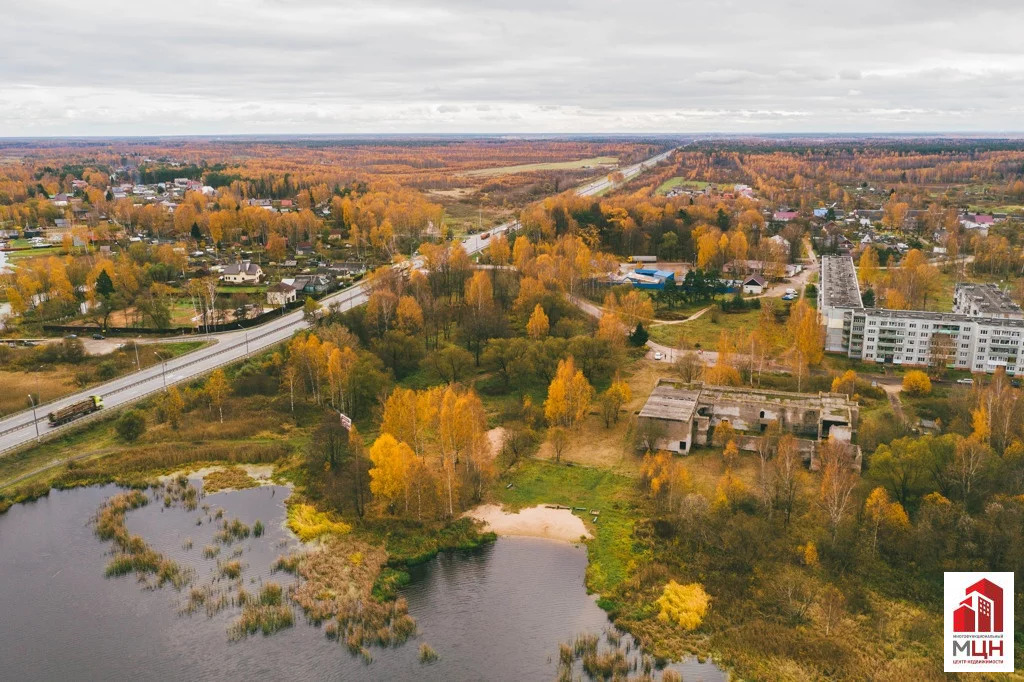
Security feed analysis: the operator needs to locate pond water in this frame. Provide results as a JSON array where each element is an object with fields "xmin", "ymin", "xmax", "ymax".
[{"xmin": 0, "ymin": 483, "xmax": 727, "ymax": 681}]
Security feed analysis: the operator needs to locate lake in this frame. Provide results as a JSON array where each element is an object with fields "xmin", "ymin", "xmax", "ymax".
[{"xmin": 0, "ymin": 482, "xmax": 727, "ymax": 681}]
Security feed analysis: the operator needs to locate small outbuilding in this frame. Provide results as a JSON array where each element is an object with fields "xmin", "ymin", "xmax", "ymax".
[{"xmin": 742, "ymin": 275, "xmax": 766, "ymax": 295}]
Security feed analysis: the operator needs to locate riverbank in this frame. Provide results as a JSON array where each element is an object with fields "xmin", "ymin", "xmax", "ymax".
[{"xmin": 465, "ymin": 503, "xmax": 592, "ymax": 543}]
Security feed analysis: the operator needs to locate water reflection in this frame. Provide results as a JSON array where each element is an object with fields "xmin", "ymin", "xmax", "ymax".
[{"xmin": 0, "ymin": 484, "xmax": 727, "ymax": 681}]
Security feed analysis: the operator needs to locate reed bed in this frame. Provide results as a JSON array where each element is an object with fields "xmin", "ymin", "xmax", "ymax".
[
  {"xmin": 202, "ymin": 467, "xmax": 258, "ymax": 494},
  {"xmin": 555, "ymin": 631, "xmax": 682, "ymax": 682},
  {"xmin": 228, "ymin": 582, "xmax": 295, "ymax": 640},
  {"xmin": 58, "ymin": 441, "xmax": 290, "ymax": 490},
  {"xmin": 214, "ymin": 518, "xmax": 251, "ymax": 545},
  {"xmin": 418, "ymin": 643, "xmax": 439, "ymax": 663},
  {"xmin": 94, "ymin": 490, "xmax": 191, "ymax": 589},
  {"xmin": 281, "ymin": 536, "xmax": 417, "ymax": 656},
  {"xmin": 219, "ymin": 560, "xmax": 243, "ymax": 580}
]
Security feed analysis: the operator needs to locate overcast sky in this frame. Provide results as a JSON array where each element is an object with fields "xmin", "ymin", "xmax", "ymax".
[{"xmin": 2, "ymin": 0, "xmax": 1023, "ymax": 136}]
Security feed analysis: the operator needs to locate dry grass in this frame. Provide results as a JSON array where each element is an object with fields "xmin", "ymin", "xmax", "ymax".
[
  {"xmin": 534, "ymin": 359, "xmax": 664, "ymax": 473},
  {"xmin": 0, "ymin": 369, "xmax": 78, "ymax": 416},
  {"xmin": 535, "ymin": 412, "xmax": 637, "ymax": 472},
  {"xmin": 281, "ymin": 536, "xmax": 415, "ymax": 658},
  {"xmin": 229, "ymin": 582, "xmax": 294, "ymax": 640},
  {"xmin": 203, "ymin": 466, "xmax": 258, "ymax": 494}
]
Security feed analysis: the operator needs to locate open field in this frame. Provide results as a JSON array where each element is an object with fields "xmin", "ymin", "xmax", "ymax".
[
  {"xmin": 440, "ymin": 200, "xmax": 515, "ymax": 237},
  {"xmin": 649, "ymin": 306, "xmax": 765, "ymax": 350},
  {"xmin": 463, "ymin": 156, "xmax": 618, "ymax": 177},
  {"xmin": 0, "ymin": 340, "xmax": 207, "ymax": 417},
  {"xmin": 654, "ymin": 178, "xmax": 734, "ymax": 195}
]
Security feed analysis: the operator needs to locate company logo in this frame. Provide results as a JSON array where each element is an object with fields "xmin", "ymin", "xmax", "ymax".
[{"xmin": 945, "ymin": 572, "xmax": 1015, "ymax": 672}]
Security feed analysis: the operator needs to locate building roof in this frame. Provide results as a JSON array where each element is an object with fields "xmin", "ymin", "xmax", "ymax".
[
  {"xmin": 638, "ymin": 384, "xmax": 699, "ymax": 422},
  {"xmin": 634, "ymin": 268, "xmax": 674, "ymax": 279},
  {"xmin": 267, "ymin": 282, "xmax": 296, "ymax": 293},
  {"xmin": 222, "ymin": 260, "xmax": 262, "ymax": 276},
  {"xmin": 639, "ymin": 380, "xmax": 858, "ymax": 425},
  {"xmin": 744, "ymin": 275, "xmax": 766, "ymax": 286},
  {"xmin": 820, "ymin": 255, "xmax": 864, "ymax": 309},
  {"xmin": 954, "ymin": 282, "xmax": 1022, "ymax": 316}
]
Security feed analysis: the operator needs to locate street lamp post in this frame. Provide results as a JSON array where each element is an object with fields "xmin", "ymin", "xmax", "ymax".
[
  {"xmin": 27, "ymin": 394, "xmax": 39, "ymax": 441},
  {"xmin": 154, "ymin": 350, "xmax": 168, "ymax": 392}
]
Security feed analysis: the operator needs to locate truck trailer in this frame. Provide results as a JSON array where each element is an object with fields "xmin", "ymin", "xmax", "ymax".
[{"xmin": 48, "ymin": 395, "xmax": 104, "ymax": 426}]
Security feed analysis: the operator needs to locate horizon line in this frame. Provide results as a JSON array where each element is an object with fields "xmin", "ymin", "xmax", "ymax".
[{"xmin": 3, "ymin": 131, "xmax": 1024, "ymax": 141}]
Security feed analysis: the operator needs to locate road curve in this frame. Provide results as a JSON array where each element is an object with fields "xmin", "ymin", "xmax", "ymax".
[{"xmin": 0, "ymin": 147, "xmax": 677, "ymax": 456}]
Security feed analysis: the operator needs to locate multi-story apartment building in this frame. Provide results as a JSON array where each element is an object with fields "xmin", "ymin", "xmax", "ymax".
[{"xmin": 819, "ymin": 256, "xmax": 1024, "ymax": 375}]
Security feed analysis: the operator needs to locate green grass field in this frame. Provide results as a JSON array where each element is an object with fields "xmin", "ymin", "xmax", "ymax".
[
  {"xmin": 648, "ymin": 307, "xmax": 764, "ymax": 350},
  {"xmin": 654, "ymin": 177, "xmax": 734, "ymax": 195},
  {"xmin": 463, "ymin": 156, "xmax": 618, "ymax": 177},
  {"xmin": 216, "ymin": 285, "xmax": 267, "ymax": 294}
]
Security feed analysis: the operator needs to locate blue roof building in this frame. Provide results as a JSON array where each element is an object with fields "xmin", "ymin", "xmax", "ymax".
[{"xmin": 627, "ymin": 268, "xmax": 675, "ymax": 290}]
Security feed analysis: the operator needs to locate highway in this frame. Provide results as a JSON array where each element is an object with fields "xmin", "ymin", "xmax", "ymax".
[{"xmin": 0, "ymin": 147, "xmax": 677, "ymax": 456}]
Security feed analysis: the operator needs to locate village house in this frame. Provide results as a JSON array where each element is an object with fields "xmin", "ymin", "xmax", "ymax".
[
  {"xmin": 220, "ymin": 260, "xmax": 264, "ymax": 284},
  {"xmin": 282, "ymin": 274, "xmax": 331, "ymax": 295},
  {"xmin": 637, "ymin": 379, "xmax": 861, "ymax": 470},
  {"xmin": 266, "ymin": 282, "xmax": 297, "ymax": 306}
]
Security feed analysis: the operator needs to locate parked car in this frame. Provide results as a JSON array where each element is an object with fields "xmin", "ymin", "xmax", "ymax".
[
  {"xmin": 480, "ymin": 232, "xmax": 490, "ymax": 239},
  {"xmin": 956, "ymin": 378, "xmax": 974, "ymax": 385},
  {"xmin": 92, "ymin": 333, "xmax": 105, "ymax": 340},
  {"xmin": 654, "ymin": 351, "xmax": 663, "ymax": 360}
]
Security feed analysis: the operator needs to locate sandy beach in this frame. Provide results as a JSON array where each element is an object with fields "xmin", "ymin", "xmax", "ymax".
[{"xmin": 465, "ymin": 504, "xmax": 592, "ymax": 543}]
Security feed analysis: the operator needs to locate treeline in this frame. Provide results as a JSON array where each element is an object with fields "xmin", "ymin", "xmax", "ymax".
[{"xmin": 517, "ymin": 189, "xmax": 801, "ymax": 269}]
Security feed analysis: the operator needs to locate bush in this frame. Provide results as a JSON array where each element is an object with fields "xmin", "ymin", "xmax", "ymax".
[
  {"xmin": 97, "ymin": 360, "xmax": 121, "ymax": 380},
  {"xmin": 115, "ymin": 411, "xmax": 147, "ymax": 442}
]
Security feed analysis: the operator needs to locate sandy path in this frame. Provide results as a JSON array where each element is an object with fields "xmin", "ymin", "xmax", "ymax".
[
  {"xmin": 486, "ymin": 427, "xmax": 505, "ymax": 456},
  {"xmin": 465, "ymin": 504, "xmax": 592, "ymax": 543}
]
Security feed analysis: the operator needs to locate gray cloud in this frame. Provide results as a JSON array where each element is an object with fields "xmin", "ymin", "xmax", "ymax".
[{"xmin": 1, "ymin": 0, "xmax": 1023, "ymax": 134}]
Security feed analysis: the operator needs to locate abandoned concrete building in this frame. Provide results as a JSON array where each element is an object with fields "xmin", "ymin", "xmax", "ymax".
[{"xmin": 637, "ymin": 379, "xmax": 861, "ymax": 469}]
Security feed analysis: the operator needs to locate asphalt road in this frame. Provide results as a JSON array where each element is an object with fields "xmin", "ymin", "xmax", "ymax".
[{"xmin": 0, "ymin": 148, "xmax": 677, "ymax": 456}]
